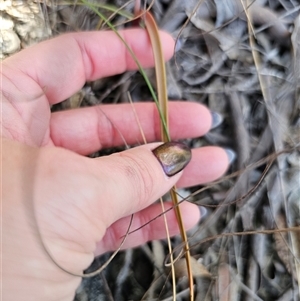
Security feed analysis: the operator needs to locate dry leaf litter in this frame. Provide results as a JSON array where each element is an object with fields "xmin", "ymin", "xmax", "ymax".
[{"xmin": 1, "ymin": 0, "xmax": 299, "ymax": 300}]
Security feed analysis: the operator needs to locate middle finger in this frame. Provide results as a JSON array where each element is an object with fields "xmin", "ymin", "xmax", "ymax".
[{"xmin": 50, "ymin": 101, "xmax": 212, "ymax": 155}]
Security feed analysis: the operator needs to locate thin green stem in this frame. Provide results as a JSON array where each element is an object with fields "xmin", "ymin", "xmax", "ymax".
[{"xmin": 80, "ymin": 0, "xmax": 170, "ymax": 139}]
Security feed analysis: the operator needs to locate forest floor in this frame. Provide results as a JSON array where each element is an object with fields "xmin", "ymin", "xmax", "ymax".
[{"xmin": 1, "ymin": 1, "xmax": 300, "ymax": 300}]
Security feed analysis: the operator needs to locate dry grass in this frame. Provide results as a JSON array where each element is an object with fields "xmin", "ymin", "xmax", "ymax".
[{"xmin": 2, "ymin": 0, "xmax": 299, "ymax": 300}]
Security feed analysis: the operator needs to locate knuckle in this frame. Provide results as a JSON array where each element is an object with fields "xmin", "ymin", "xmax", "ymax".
[{"xmin": 119, "ymin": 153, "xmax": 155, "ymax": 204}]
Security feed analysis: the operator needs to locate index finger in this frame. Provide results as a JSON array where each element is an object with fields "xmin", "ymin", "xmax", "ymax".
[{"xmin": 3, "ymin": 29, "xmax": 175, "ymax": 104}]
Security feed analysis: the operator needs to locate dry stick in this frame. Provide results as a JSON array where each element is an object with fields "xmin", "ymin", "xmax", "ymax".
[
  {"xmin": 141, "ymin": 10, "xmax": 194, "ymax": 301},
  {"xmin": 129, "ymin": 149, "xmax": 291, "ymax": 229},
  {"xmin": 37, "ymin": 213, "xmax": 134, "ymax": 278},
  {"xmin": 94, "ymin": 106, "xmax": 130, "ymax": 149},
  {"xmin": 81, "ymin": 0, "xmax": 169, "ymax": 136},
  {"xmin": 140, "ymin": 11, "xmax": 170, "ymax": 141},
  {"xmin": 35, "ymin": 1, "xmax": 148, "ymax": 277},
  {"xmin": 247, "ymin": 3, "xmax": 298, "ymax": 295},
  {"xmin": 96, "ymin": 0, "xmax": 134, "ymax": 29},
  {"xmin": 239, "ymin": 0, "xmax": 256, "ymax": 38},
  {"xmin": 128, "ymin": 147, "xmax": 296, "ymax": 235},
  {"xmin": 127, "ymin": 92, "xmax": 177, "ymax": 299},
  {"xmin": 60, "ymin": 0, "xmax": 133, "ymax": 19},
  {"xmin": 76, "ymin": 0, "xmax": 177, "ymax": 283},
  {"xmin": 37, "ymin": 112, "xmax": 135, "ymax": 277},
  {"xmin": 246, "ymin": 0, "xmax": 300, "ymax": 293},
  {"xmin": 165, "ymin": 227, "xmax": 300, "ymax": 266},
  {"xmin": 174, "ymin": 0, "xmax": 205, "ymax": 67},
  {"xmin": 97, "ymin": 0, "xmax": 156, "ymax": 30},
  {"xmin": 174, "ymin": 0, "xmax": 256, "ymax": 64},
  {"xmin": 197, "ymin": 154, "xmax": 273, "ymax": 208}
]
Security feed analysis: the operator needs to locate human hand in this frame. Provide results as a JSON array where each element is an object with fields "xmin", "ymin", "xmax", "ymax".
[{"xmin": 1, "ymin": 29, "xmax": 231, "ymax": 300}]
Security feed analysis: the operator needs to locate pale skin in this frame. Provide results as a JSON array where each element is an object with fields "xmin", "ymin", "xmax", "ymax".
[{"xmin": 1, "ymin": 29, "xmax": 230, "ymax": 300}]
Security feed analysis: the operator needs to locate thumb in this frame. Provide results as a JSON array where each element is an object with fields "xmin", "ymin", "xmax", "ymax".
[
  {"xmin": 33, "ymin": 141, "xmax": 192, "ymax": 262},
  {"xmin": 90, "ymin": 141, "xmax": 191, "ymax": 227},
  {"xmin": 28, "ymin": 140, "xmax": 191, "ymax": 244},
  {"xmin": 2, "ymin": 138, "xmax": 192, "ymax": 294}
]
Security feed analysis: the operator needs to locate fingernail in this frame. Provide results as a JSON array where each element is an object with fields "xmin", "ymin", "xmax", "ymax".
[
  {"xmin": 224, "ymin": 148, "xmax": 236, "ymax": 165},
  {"xmin": 211, "ymin": 111, "xmax": 223, "ymax": 129},
  {"xmin": 152, "ymin": 142, "xmax": 192, "ymax": 177}
]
